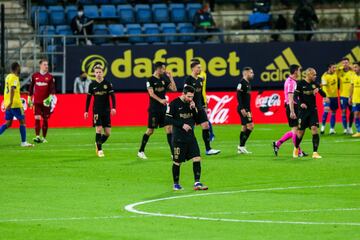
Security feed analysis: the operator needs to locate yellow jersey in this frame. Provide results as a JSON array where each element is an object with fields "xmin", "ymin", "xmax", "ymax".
[
  {"xmin": 351, "ymin": 73, "xmax": 360, "ymax": 104},
  {"xmin": 321, "ymin": 72, "xmax": 338, "ymax": 98},
  {"xmin": 4, "ymin": 73, "xmax": 22, "ymax": 108},
  {"xmin": 199, "ymin": 71, "xmax": 207, "ymax": 106},
  {"xmin": 337, "ymin": 68, "xmax": 354, "ymax": 98}
]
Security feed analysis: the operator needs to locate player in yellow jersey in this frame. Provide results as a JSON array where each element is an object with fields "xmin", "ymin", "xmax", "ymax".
[
  {"xmin": 320, "ymin": 63, "xmax": 338, "ymax": 134},
  {"xmin": 349, "ymin": 62, "xmax": 360, "ymax": 137},
  {"xmin": 337, "ymin": 57, "xmax": 355, "ymax": 134},
  {"xmin": 0, "ymin": 62, "xmax": 33, "ymax": 147}
]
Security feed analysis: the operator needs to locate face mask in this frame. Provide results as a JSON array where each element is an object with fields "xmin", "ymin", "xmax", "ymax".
[{"xmin": 78, "ymin": 11, "xmax": 83, "ymax": 17}]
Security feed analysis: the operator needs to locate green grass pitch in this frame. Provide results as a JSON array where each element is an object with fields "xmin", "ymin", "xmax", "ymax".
[{"xmin": 0, "ymin": 124, "xmax": 360, "ymax": 240}]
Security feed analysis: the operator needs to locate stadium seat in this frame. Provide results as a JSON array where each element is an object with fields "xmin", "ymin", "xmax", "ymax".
[
  {"xmin": 152, "ymin": 4, "xmax": 169, "ymax": 23},
  {"xmin": 56, "ymin": 25, "xmax": 75, "ymax": 44},
  {"xmin": 178, "ymin": 22, "xmax": 195, "ymax": 42},
  {"xmin": 169, "ymin": 3, "xmax": 186, "ymax": 23},
  {"xmin": 126, "ymin": 24, "xmax": 143, "ymax": 43},
  {"xmin": 117, "ymin": 5, "xmax": 135, "ymax": 24},
  {"xmin": 187, "ymin": 3, "xmax": 201, "ymax": 21},
  {"xmin": 33, "ymin": 6, "xmax": 48, "ymax": 26},
  {"xmin": 160, "ymin": 23, "xmax": 177, "ymax": 42},
  {"xmin": 66, "ymin": 5, "xmax": 78, "ymax": 24},
  {"xmin": 40, "ymin": 25, "xmax": 56, "ymax": 45},
  {"xmin": 135, "ymin": 4, "xmax": 152, "ymax": 23},
  {"xmin": 84, "ymin": 5, "xmax": 99, "ymax": 19},
  {"xmin": 49, "ymin": 6, "xmax": 65, "ymax": 26},
  {"xmin": 108, "ymin": 24, "xmax": 125, "ymax": 36},
  {"xmin": 93, "ymin": 24, "xmax": 109, "ymax": 44},
  {"xmin": 100, "ymin": 5, "xmax": 117, "ymax": 18},
  {"xmin": 143, "ymin": 23, "xmax": 161, "ymax": 43}
]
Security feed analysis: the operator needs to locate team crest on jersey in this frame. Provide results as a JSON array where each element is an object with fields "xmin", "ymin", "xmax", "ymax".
[
  {"xmin": 312, "ymin": 84, "xmax": 316, "ymax": 89},
  {"xmin": 104, "ymin": 85, "xmax": 108, "ymax": 89},
  {"xmin": 162, "ymin": 81, "xmax": 165, "ymax": 85}
]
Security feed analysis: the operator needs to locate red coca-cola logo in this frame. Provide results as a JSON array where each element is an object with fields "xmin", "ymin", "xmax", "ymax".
[
  {"xmin": 255, "ymin": 92, "xmax": 281, "ymax": 116},
  {"xmin": 207, "ymin": 95, "xmax": 234, "ymax": 124}
]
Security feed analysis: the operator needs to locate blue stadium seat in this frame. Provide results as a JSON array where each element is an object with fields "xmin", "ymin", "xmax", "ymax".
[
  {"xmin": 178, "ymin": 22, "xmax": 195, "ymax": 42},
  {"xmin": 56, "ymin": 25, "xmax": 75, "ymax": 44},
  {"xmin": 117, "ymin": 5, "xmax": 135, "ymax": 24},
  {"xmin": 100, "ymin": 5, "xmax": 117, "ymax": 18},
  {"xmin": 135, "ymin": 4, "xmax": 152, "ymax": 23},
  {"xmin": 160, "ymin": 23, "xmax": 177, "ymax": 42},
  {"xmin": 108, "ymin": 24, "xmax": 125, "ymax": 36},
  {"xmin": 49, "ymin": 6, "xmax": 65, "ymax": 26},
  {"xmin": 84, "ymin": 5, "xmax": 99, "ymax": 19},
  {"xmin": 126, "ymin": 24, "xmax": 143, "ymax": 43},
  {"xmin": 66, "ymin": 5, "xmax": 78, "ymax": 24},
  {"xmin": 170, "ymin": 3, "xmax": 186, "ymax": 23},
  {"xmin": 143, "ymin": 23, "xmax": 161, "ymax": 43},
  {"xmin": 93, "ymin": 24, "xmax": 109, "ymax": 44},
  {"xmin": 152, "ymin": 4, "xmax": 169, "ymax": 23},
  {"xmin": 33, "ymin": 6, "xmax": 48, "ymax": 26},
  {"xmin": 187, "ymin": 3, "xmax": 201, "ymax": 21}
]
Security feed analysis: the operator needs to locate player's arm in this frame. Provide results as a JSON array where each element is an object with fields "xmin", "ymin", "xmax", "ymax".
[
  {"xmin": 295, "ymin": 82, "xmax": 306, "ymax": 109},
  {"xmin": 349, "ymin": 80, "xmax": 354, "ymax": 105},
  {"xmin": 43, "ymin": 77, "xmax": 56, "ymax": 107},
  {"xmin": 147, "ymin": 83, "xmax": 167, "ymax": 105},
  {"xmin": 315, "ymin": 82, "xmax": 326, "ymax": 97},
  {"xmin": 202, "ymin": 73, "xmax": 207, "ymax": 107},
  {"xmin": 28, "ymin": 75, "xmax": 35, "ymax": 107},
  {"xmin": 165, "ymin": 71, "xmax": 177, "ymax": 92},
  {"xmin": 165, "ymin": 103, "xmax": 183, "ymax": 128},
  {"xmin": 108, "ymin": 84, "xmax": 116, "ymax": 116},
  {"xmin": 84, "ymin": 84, "xmax": 93, "ymax": 119},
  {"xmin": 6, "ymin": 86, "xmax": 16, "ymax": 110}
]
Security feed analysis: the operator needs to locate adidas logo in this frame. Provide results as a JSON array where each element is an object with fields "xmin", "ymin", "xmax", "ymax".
[
  {"xmin": 341, "ymin": 46, "xmax": 360, "ymax": 63},
  {"xmin": 260, "ymin": 47, "xmax": 301, "ymax": 82}
]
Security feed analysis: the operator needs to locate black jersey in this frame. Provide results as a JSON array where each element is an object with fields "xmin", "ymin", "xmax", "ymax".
[
  {"xmin": 184, "ymin": 75, "xmax": 204, "ymax": 108},
  {"xmin": 147, "ymin": 75, "xmax": 170, "ymax": 111},
  {"xmin": 237, "ymin": 78, "xmax": 251, "ymax": 111},
  {"xmin": 295, "ymin": 80, "xmax": 326, "ymax": 110},
  {"xmin": 86, "ymin": 80, "xmax": 115, "ymax": 114},
  {"xmin": 166, "ymin": 97, "xmax": 198, "ymax": 143}
]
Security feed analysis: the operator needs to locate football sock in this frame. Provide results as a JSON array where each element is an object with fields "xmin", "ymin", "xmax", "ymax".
[
  {"xmin": 349, "ymin": 111, "xmax": 354, "ymax": 128},
  {"xmin": 341, "ymin": 112, "xmax": 347, "ymax": 129},
  {"xmin": 355, "ymin": 116, "xmax": 360, "ymax": 132},
  {"xmin": 0, "ymin": 124, "xmax": 7, "ymax": 135},
  {"xmin": 42, "ymin": 118, "xmax": 48, "ymax": 138},
  {"xmin": 96, "ymin": 133, "xmax": 102, "ymax": 151},
  {"xmin": 139, "ymin": 133, "xmax": 150, "ymax": 152},
  {"xmin": 193, "ymin": 161, "xmax": 201, "ymax": 182},
  {"xmin": 321, "ymin": 111, "xmax": 328, "ymax": 126},
  {"xmin": 276, "ymin": 131, "xmax": 293, "ymax": 147},
  {"xmin": 240, "ymin": 129, "xmax": 252, "ymax": 147},
  {"xmin": 330, "ymin": 112, "xmax": 336, "ymax": 129},
  {"xmin": 101, "ymin": 134, "xmax": 109, "ymax": 144},
  {"xmin": 35, "ymin": 119, "xmax": 41, "ymax": 136},
  {"xmin": 202, "ymin": 129, "xmax": 211, "ymax": 151},
  {"xmin": 209, "ymin": 121, "xmax": 215, "ymax": 138},
  {"xmin": 312, "ymin": 134, "xmax": 320, "ymax": 152},
  {"xmin": 295, "ymin": 135, "xmax": 302, "ymax": 148},
  {"xmin": 19, "ymin": 125, "xmax": 26, "ymax": 142},
  {"xmin": 166, "ymin": 133, "xmax": 174, "ymax": 155},
  {"xmin": 172, "ymin": 164, "xmax": 180, "ymax": 184}
]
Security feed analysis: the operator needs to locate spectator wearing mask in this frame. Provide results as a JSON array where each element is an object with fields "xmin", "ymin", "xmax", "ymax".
[
  {"xmin": 73, "ymin": 71, "xmax": 92, "ymax": 94},
  {"xmin": 71, "ymin": 5, "xmax": 94, "ymax": 45}
]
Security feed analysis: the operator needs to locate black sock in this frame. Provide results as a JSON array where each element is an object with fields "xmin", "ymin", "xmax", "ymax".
[
  {"xmin": 312, "ymin": 133, "xmax": 320, "ymax": 152},
  {"xmin": 240, "ymin": 131, "xmax": 245, "ymax": 146},
  {"xmin": 167, "ymin": 133, "xmax": 174, "ymax": 155},
  {"xmin": 139, "ymin": 134, "xmax": 150, "ymax": 152},
  {"xmin": 295, "ymin": 135, "xmax": 302, "ymax": 148},
  {"xmin": 101, "ymin": 134, "xmax": 109, "ymax": 144},
  {"xmin": 193, "ymin": 161, "xmax": 201, "ymax": 182},
  {"xmin": 202, "ymin": 129, "xmax": 211, "ymax": 151},
  {"xmin": 349, "ymin": 111, "xmax": 354, "ymax": 128},
  {"xmin": 240, "ymin": 129, "xmax": 251, "ymax": 146},
  {"xmin": 172, "ymin": 163, "xmax": 180, "ymax": 184},
  {"xmin": 96, "ymin": 133, "xmax": 102, "ymax": 151}
]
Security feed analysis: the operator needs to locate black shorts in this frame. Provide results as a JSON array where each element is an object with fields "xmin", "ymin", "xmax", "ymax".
[
  {"xmin": 93, "ymin": 112, "xmax": 111, "ymax": 128},
  {"xmin": 148, "ymin": 110, "xmax": 166, "ymax": 129},
  {"xmin": 285, "ymin": 104, "xmax": 299, "ymax": 127},
  {"xmin": 298, "ymin": 109, "xmax": 319, "ymax": 130},
  {"xmin": 195, "ymin": 107, "xmax": 208, "ymax": 125},
  {"xmin": 173, "ymin": 139, "xmax": 200, "ymax": 163},
  {"xmin": 238, "ymin": 110, "xmax": 253, "ymax": 125}
]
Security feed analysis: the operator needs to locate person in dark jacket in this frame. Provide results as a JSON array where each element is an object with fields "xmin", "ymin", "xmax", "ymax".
[
  {"xmin": 293, "ymin": 0, "xmax": 318, "ymax": 41},
  {"xmin": 71, "ymin": 5, "xmax": 94, "ymax": 45}
]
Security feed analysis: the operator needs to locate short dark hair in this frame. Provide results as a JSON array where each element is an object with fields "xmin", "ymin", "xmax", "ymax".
[
  {"xmin": 39, "ymin": 58, "xmax": 48, "ymax": 65},
  {"xmin": 242, "ymin": 66, "xmax": 252, "ymax": 73},
  {"xmin": 11, "ymin": 62, "xmax": 20, "ymax": 72},
  {"xmin": 191, "ymin": 62, "xmax": 200, "ymax": 69},
  {"xmin": 154, "ymin": 61, "xmax": 165, "ymax": 69},
  {"xmin": 190, "ymin": 58, "xmax": 200, "ymax": 63},
  {"xmin": 183, "ymin": 85, "xmax": 195, "ymax": 94},
  {"xmin": 341, "ymin": 57, "xmax": 349, "ymax": 62},
  {"xmin": 77, "ymin": 4, "xmax": 84, "ymax": 11},
  {"xmin": 289, "ymin": 64, "xmax": 300, "ymax": 74},
  {"xmin": 327, "ymin": 62, "xmax": 336, "ymax": 68}
]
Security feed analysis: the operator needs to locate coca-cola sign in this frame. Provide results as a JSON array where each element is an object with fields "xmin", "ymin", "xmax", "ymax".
[
  {"xmin": 255, "ymin": 92, "xmax": 281, "ymax": 116},
  {"xmin": 207, "ymin": 95, "xmax": 234, "ymax": 124}
]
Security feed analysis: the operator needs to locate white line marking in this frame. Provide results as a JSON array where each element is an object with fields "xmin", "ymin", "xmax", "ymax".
[
  {"xmin": 0, "ymin": 215, "xmax": 148, "ymax": 223},
  {"xmin": 124, "ymin": 183, "xmax": 360, "ymax": 226}
]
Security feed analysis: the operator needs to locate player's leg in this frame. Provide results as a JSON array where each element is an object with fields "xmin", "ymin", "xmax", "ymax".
[
  {"xmin": 40, "ymin": 106, "xmax": 51, "ymax": 142},
  {"xmin": 33, "ymin": 104, "xmax": 42, "ymax": 143},
  {"xmin": 340, "ymin": 97, "xmax": 348, "ymax": 133},
  {"xmin": 0, "ymin": 109, "xmax": 14, "ymax": 135},
  {"xmin": 102, "ymin": 127, "xmax": 111, "ymax": 144},
  {"xmin": 310, "ymin": 126, "xmax": 322, "ymax": 158},
  {"xmin": 321, "ymin": 101, "xmax": 330, "ymax": 134},
  {"xmin": 189, "ymin": 139, "xmax": 207, "ymax": 190},
  {"xmin": 238, "ymin": 112, "xmax": 253, "ymax": 154},
  {"xmin": 18, "ymin": 118, "xmax": 33, "ymax": 147},
  {"xmin": 138, "ymin": 112, "xmax": 157, "ymax": 159},
  {"xmin": 352, "ymin": 105, "xmax": 360, "ymax": 137},
  {"xmin": 273, "ymin": 106, "xmax": 297, "ymax": 155},
  {"xmin": 164, "ymin": 125, "xmax": 173, "ymax": 156},
  {"xmin": 209, "ymin": 121, "xmax": 215, "ymax": 142},
  {"xmin": 201, "ymin": 120, "xmax": 220, "ymax": 155},
  {"xmin": 101, "ymin": 113, "xmax": 111, "ymax": 144},
  {"xmin": 172, "ymin": 143, "xmax": 183, "ymax": 190},
  {"xmin": 329, "ymin": 98, "xmax": 338, "ymax": 134},
  {"xmin": 348, "ymin": 104, "xmax": 354, "ymax": 134},
  {"xmin": 294, "ymin": 129, "xmax": 304, "ymax": 158},
  {"xmin": 95, "ymin": 125, "xmax": 104, "ymax": 157}
]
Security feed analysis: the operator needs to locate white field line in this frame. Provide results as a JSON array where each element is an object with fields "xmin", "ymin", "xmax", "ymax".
[
  {"xmin": 124, "ymin": 183, "xmax": 360, "ymax": 226},
  {"xmin": 0, "ymin": 215, "xmax": 148, "ymax": 223}
]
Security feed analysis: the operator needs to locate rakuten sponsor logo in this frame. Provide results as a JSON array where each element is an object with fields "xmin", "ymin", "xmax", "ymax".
[{"xmin": 207, "ymin": 95, "xmax": 234, "ymax": 124}]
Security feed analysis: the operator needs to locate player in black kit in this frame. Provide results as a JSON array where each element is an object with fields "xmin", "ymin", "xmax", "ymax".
[
  {"xmin": 166, "ymin": 85, "xmax": 208, "ymax": 191},
  {"xmin": 84, "ymin": 65, "xmax": 116, "ymax": 157},
  {"xmin": 294, "ymin": 68, "xmax": 326, "ymax": 159},
  {"xmin": 138, "ymin": 62, "xmax": 177, "ymax": 159},
  {"xmin": 184, "ymin": 62, "xmax": 220, "ymax": 155},
  {"xmin": 237, "ymin": 67, "xmax": 254, "ymax": 154}
]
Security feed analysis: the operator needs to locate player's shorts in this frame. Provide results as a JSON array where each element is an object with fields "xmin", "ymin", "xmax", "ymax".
[
  {"xmin": 173, "ymin": 138, "xmax": 200, "ymax": 163},
  {"xmin": 352, "ymin": 103, "xmax": 360, "ymax": 112},
  {"xmin": 93, "ymin": 112, "xmax": 111, "ymax": 128},
  {"xmin": 34, "ymin": 103, "xmax": 51, "ymax": 119},
  {"xmin": 238, "ymin": 109, "xmax": 253, "ymax": 125},
  {"xmin": 285, "ymin": 104, "xmax": 298, "ymax": 127},
  {"xmin": 340, "ymin": 97, "xmax": 351, "ymax": 110},
  {"xmin": 323, "ymin": 97, "xmax": 339, "ymax": 111},
  {"xmin": 195, "ymin": 107, "xmax": 209, "ymax": 125},
  {"xmin": 5, "ymin": 108, "xmax": 24, "ymax": 121},
  {"xmin": 148, "ymin": 110, "xmax": 167, "ymax": 129},
  {"xmin": 297, "ymin": 109, "xmax": 319, "ymax": 130}
]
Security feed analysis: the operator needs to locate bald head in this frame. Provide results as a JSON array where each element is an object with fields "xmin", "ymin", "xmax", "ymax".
[{"xmin": 305, "ymin": 68, "xmax": 317, "ymax": 82}]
